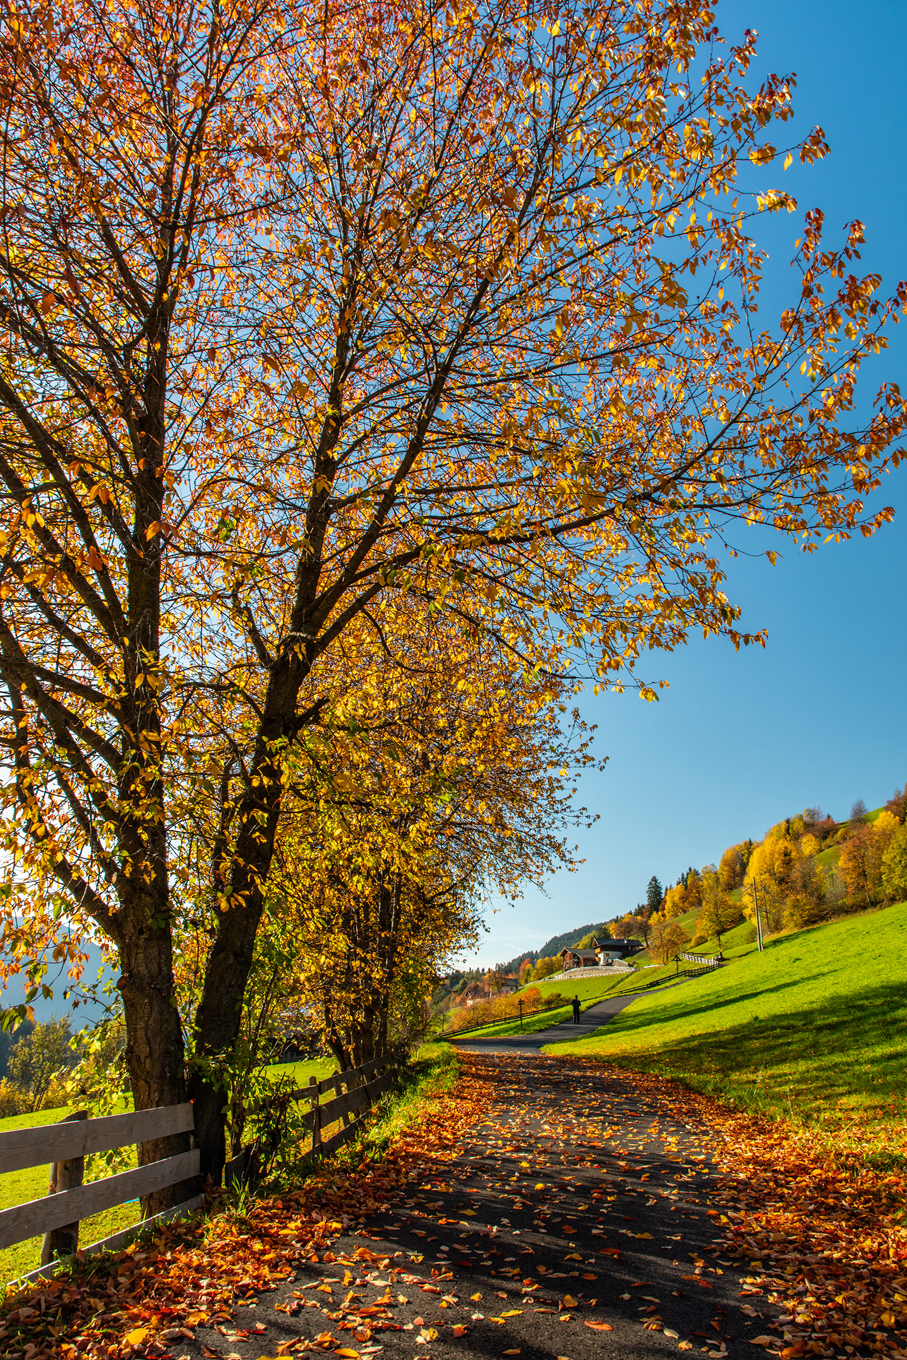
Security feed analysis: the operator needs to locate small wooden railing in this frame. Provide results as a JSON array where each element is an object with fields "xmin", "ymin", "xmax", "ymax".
[
  {"xmin": 0, "ymin": 1104, "xmax": 200, "ymax": 1280},
  {"xmin": 225, "ymin": 1053, "xmax": 397, "ymax": 1183},
  {"xmin": 678, "ymin": 951, "xmax": 722, "ymax": 968}
]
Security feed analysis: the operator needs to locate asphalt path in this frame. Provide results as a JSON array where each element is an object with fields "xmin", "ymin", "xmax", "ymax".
[
  {"xmin": 184, "ymin": 1051, "xmax": 783, "ymax": 1360},
  {"xmin": 448, "ymin": 983, "xmax": 686, "ymax": 1055}
]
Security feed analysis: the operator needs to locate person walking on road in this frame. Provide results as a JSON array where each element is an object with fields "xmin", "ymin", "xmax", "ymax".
[{"xmin": 572, "ymin": 996, "xmax": 581, "ymax": 1023}]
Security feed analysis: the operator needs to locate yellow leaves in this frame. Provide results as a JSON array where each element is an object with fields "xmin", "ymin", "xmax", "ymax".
[
  {"xmin": 748, "ymin": 143, "xmax": 776, "ymax": 167},
  {"xmin": 123, "ymin": 1328, "xmax": 150, "ymax": 1346}
]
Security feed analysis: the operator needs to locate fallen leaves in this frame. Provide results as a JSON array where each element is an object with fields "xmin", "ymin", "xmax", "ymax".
[{"xmin": 0, "ymin": 1062, "xmax": 485, "ymax": 1360}]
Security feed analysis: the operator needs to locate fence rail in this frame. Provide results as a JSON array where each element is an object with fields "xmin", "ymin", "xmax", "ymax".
[
  {"xmin": 0, "ymin": 1052, "xmax": 397, "ymax": 1281},
  {"xmin": 678, "ymin": 951, "xmax": 722, "ymax": 968},
  {"xmin": 225, "ymin": 1054, "xmax": 396, "ymax": 1182}
]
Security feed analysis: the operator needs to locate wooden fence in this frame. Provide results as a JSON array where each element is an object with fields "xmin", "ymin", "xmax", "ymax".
[
  {"xmin": 0, "ymin": 1103, "xmax": 201, "ymax": 1281},
  {"xmin": 0, "ymin": 1053, "xmax": 397, "ymax": 1282},
  {"xmin": 224, "ymin": 1054, "xmax": 397, "ymax": 1184},
  {"xmin": 678, "ymin": 951, "xmax": 722, "ymax": 969}
]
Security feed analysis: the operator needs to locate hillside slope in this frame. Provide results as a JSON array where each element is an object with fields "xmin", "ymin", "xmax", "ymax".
[
  {"xmin": 545, "ymin": 899, "xmax": 907, "ymax": 1151},
  {"xmin": 494, "ymin": 920, "xmax": 606, "ymax": 973}
]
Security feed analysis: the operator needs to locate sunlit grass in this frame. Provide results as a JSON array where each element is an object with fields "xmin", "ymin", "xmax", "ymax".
[{"xmin": 545, "ymin": 899, "xmax": 907, "ymax": 1157}]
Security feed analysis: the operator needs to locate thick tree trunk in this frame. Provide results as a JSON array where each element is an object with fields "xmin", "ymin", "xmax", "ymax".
[
  {"xmin": 118, "ymin": 872, "xmax": 196, "ymax": 1215},
  {"xmin": 190, "ymin": 658, "xmax": 313, "ymax": 1180},
  {"xmin": 190, "ymin": 897, "xmax": 266, "ymax": 1182}
]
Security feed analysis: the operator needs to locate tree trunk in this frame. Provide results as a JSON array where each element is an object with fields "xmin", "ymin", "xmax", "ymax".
[
  {"xmin": 190, "ymin": 896, "xmax": 266, "ymax": 1182},
  {"xmin": 118, "ymin": 874, "xmax": 196, "ymax": 1215}
]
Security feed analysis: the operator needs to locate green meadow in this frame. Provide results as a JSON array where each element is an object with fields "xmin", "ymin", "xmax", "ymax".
[{"xmin": 545, "ymin": 899, "xmax": 907, "ymax": 1155}]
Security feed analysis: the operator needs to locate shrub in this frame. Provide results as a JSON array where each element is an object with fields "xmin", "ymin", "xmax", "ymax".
[
  {"xmin": 0, "ymin": 1077, "xmax": 29, "ymax": 1118},
  {"xmin": 690, "ymin": 934, "xmax": 707, "ymax": 948}
]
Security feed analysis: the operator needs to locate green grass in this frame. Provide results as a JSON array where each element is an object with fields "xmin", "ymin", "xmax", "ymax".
[
  {"xmin": 523, "ymin": 972, "xmax": 636, "ymax": 1002},
  {"xmin": 263, "ymin": 1057, "xmax": 338, "ymax": 1089},
  {"xmin": 544, "ymin": 898, "xmax": 907, "ymax": 1155}
]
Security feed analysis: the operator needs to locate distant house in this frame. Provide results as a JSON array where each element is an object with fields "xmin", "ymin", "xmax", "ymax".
[
  {"xmin": 456, "ymin": 983, "xmax": 487, "ymax": 1007},
  {"xmin": 597, "ymin": 937, "xmax": 643, "ymax": 963},
  {"xmin": 498, "ymin": 975, "xmax": 519, "ymax": 993},
  {"xmin": 560, "ymin": 946, "xmax": 600, "ymax": 971},
  {"xmin": 560, "ymin": 936, "xmax": 643, "ymax": 970}
]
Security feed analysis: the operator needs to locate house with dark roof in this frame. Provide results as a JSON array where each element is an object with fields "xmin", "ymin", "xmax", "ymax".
[{"xmin": 560, "ymin": 936, "xmax": 643, "ymax": 970}]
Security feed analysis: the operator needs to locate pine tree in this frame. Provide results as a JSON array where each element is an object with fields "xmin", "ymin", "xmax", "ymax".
[{"xmin": 646, "ymin": 876, "xmax": 664, "ymax": 914}]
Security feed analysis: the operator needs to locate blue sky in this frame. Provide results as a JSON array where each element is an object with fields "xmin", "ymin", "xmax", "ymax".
[{"xmin": 462, "ymin": 0, "xmax": 907, "ymax": 969}]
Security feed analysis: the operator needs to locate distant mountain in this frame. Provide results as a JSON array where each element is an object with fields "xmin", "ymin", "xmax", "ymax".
[
  {"xmin": 494, "ymin": 921, "xmax": 607, "ymax": 974},
  {"xmin": 0, "ymin": 943, "xmax": 112, "ymax": 1028}
]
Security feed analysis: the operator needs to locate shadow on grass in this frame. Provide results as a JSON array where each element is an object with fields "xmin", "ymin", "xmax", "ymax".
[{"xmin": 575, "ymin": 977, "xmax": 907, "ymax": 1153}]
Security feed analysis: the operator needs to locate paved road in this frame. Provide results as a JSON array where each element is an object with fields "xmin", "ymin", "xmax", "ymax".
[
  {"xmin": 449, "ymin": 984, "xmax": 685, "ymax": 1055},
  {"xmin": 184, "ymin": 1051, "xmax": 783, "ymax": 1360}
]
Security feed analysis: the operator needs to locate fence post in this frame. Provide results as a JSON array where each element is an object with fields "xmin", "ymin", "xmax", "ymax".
[
  {"xmin": 40, "ymin": 1110, "xmax": 88, "ymax": 1266},
  {"xmin": 308, "ymin": 1075, "xmax": 321, "ymax": 1157}
]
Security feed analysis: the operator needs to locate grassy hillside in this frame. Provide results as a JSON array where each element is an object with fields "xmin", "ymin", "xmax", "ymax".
[{"xmin": 545, "ymin": 899, "xmax": 907, "ymax": 1157}]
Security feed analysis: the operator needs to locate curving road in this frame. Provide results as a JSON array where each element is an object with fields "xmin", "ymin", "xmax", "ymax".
[{"xmin": 448, "ymin": 981, "xmax": 687, "ymax": 1056}]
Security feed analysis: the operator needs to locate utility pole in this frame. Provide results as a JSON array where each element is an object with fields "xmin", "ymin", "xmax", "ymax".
[{"xmin": 753, "ymin": 880, "xmax": 764, "ymax": 952}]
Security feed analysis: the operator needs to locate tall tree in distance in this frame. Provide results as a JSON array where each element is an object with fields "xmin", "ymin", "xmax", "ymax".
[{"xmin": 646, "ymin": 875, "xmax": 664, "ymax": 915}]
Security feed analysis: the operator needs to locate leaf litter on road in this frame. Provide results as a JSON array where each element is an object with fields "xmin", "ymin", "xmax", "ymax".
[{"xmin": 1, "ymin": 1052, "xmax": 905, "ymax": 1360}]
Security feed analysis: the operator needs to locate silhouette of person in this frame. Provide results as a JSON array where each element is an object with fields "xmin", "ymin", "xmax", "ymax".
[{"xmin": 572, "ymin": 996, "xmax": 580, "ymax": 1023}]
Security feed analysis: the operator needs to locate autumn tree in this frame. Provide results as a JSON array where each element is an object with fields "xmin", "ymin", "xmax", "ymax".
[
  {"xmin": 2, "ymin": 0, "xmax": 906, "ymax": 1186},
  {"xmin": 838, "ymin": 812, "xmax": 898, "ymax": 909},
  {"xmin": 269, "ymin": 615, "xmax": 593, "ymax": 1069},
  {"xmin": 882, "ymin": 824, "xmax": 907, "ymax": 904},
  {"xmin": 884, "ymin": 783, "xmax": 907, "ymax": 824},
  {"xmin": 662, "ymin": 883, "xmax": 687, "ymax": 918},
  {"xmin": 697, "ymin": 871, "xmax": 738, "ymax": 948},
  {"xmin": 718, "ymin": 843, "xmax": 748, "ymax": 890},
  {"xmin": 648, "ymin": 919, "xmax": 689, "ymax": 966}
]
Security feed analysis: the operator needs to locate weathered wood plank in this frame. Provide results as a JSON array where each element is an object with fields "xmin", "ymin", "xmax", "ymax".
[
  {"xmin": 354, "ymin": 1056, "xmax": 390, "ymax": 1081},
  {"xmin": 18, "ymin": 1194, "xmax": 204, "ymax": 1285},
  {"xmin": 318, "ymin": 1086, "xmax": 369, "ymax": 1128},
  {"xmin": 318, "ymin": 1069, "xmax": 395, "ymax": 1134},
  {"xmin": 0, "ymin": 1104, "xmax": 194, "ymax": 1177},
  {"xmin": 319, "ymin": 1121, "xmax": 360, "ymax": 1158},
  {"xmin": 362, "ymin": 1070, "xmax": 396, "ymax": 1105},
  {"xmin": 0, "ymin": 1150, "xmax": 199, "ymax": 1250}
]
